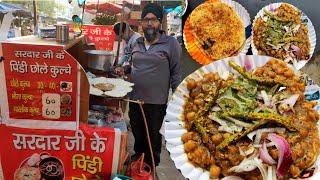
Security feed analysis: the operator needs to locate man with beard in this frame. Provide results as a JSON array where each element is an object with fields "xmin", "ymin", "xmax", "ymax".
[{"xmin": 121, "ymin": 2, "xmax": 182, "ymax": 169}]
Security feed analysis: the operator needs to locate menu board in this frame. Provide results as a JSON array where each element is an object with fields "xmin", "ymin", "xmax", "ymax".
[
  {"xmin": 0, "ymin": 124, "xmax": 121, "ymax": 180},
  {"xmin": 1, "ymin": 43, "xmax": 79, "ymax": 125}
]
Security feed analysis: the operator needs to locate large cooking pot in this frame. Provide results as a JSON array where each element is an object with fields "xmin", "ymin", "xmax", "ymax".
[{"xmin": 84, "ymin": 50, "xmax": 114, "ymax": 72}]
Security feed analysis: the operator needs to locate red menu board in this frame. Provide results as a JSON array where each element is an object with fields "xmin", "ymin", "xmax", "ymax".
[
  {"xmin": 82, "ymin": 25, "xmax": 116, "ymax": 51},
  {"xmin": 0, "ymin": 123, "xmax": 121, "ymax": 180},
  {"xmin": 2, "ymin": 43, "xmax": 78, "ymax": 123}
]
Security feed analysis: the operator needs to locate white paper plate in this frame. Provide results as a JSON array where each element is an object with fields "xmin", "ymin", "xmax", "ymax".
[
  {"xmin": 181, "ymin": 0, "xmax": 188, "ymax": 16},
  {"xmin": 183, "ymin": 0, "xmax": 251, "ymax": 63},
  {"xmin": 164, "ymin": 55, "xmax": 320, "ymax": 180},
  {"xmin": 251, "ymin": 3, "xmax": 317, "ymax": 70}
]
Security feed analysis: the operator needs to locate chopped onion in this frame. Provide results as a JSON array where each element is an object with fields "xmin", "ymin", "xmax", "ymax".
[
  {"xmin": 211, "ymin": 105, "xmax": 221, "ymax": 112},
  {"xmin": 229, "ymin": 157, "xmax": 258, "ymax": 172},
  {"xmin": 267, "ymin": 133, "xmax": 293, "ymax": 178},
  {"xmin": 272, "ymin": 166, "xmax": 277, "ymax": 180},
  {"xmin": 254, "ymin": 141, "xmax": 276, "ymax": 148},
  {"xmin": 221, "ymin": 176, "xmax": 244, "ymax": 180},
  {"xmin": 260, "ymin": 90, "xmax": 272, "ymax": 107},
  {"xmin": 229, "ymin": 157, "xmax": 267, "ymax": 180},
  {"xmin": 259, "ymin": 141, "xmax": 276, "ymax": 165},
  {"xmin": 280, "ymin": 94, "xmax": 299, "ymax": 107},
  {"xmin": 247, "ymin": 127, "xmax": 286, "ymax": 144},
  {"xmin": 279, "ymin": 94, "xmax": 299, "ymax": 113},
  {"xmin": 291, "ymin": 45, "xmax": 302, "ymax": 59},
  {"xmin": 244, "ymin": 57, "xmax": 253, "ymax": 71},
  {"xmin": 284, "ymin": 56, "xmax": 293, "ymax": 63},
  {"xmin": 279, "ymin": 87, "xmax": 287, "ymax": 91},
  {"xmin": 284, "ymin": 26, "xmax": 290, "ymax": 33},
  {"xmin": 267, "ymin": 166, "xmax": 275, "ymax": 180},
  {"xmin": 239, "ymin": 145, "xmax": 255, "ymax": 156}
]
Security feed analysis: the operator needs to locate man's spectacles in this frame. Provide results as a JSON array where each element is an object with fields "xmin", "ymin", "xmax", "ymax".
[{"xmin": 141, "ymin": 17, "xmax": 159, "ymax": 24}]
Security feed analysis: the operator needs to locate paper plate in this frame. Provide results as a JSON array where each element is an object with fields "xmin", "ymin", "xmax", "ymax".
[
  {"xmin": 163, "ymin": 55, "xmax": 320, "ymax": 180},
  {"xmin": 183, "ymin": 0, "xmax": 251, "ymax": 65},
  {"xmin": 181, "ymin": 0, "xmax": 188, "ymax": 16},
  {"xmin": 251, "ymin": 3, "xmax": 317, "ymax": 70}
]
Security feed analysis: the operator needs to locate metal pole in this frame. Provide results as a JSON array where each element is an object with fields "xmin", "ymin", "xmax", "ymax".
[
  {"xmin": 32, "ymin": 0, "xmax": 37, "ymax": 35},
  {"xmin": 81, "ymin": 0, "xmax": 86, "ymax": 26},
  {"xmin": 96, "ymin": 0, "xmax": 99, "ymax": 16},
  {"xmin": 114, "ymin": 2, "xmax": 125, "ymax": 65}
]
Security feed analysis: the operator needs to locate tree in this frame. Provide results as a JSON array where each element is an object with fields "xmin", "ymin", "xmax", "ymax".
[{"xmin": 2, "ymin": 0, "xmax": 56, "ymax": 18}]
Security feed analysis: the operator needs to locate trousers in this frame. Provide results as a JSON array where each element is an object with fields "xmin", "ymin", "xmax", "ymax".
[{"xmin": 129, "ymin": 102, "xmax": 167, "ymax": 166}]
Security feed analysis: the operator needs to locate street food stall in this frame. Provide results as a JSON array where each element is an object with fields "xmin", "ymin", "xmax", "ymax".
[
  {"xmin": 2, "ymin": 0, "xmax": 320, "ymax": 180},
  {"xmin": 0, "ymin": 32, "xmax": 131, "ymax": 179},
  {"xmin": 163, "ymin": 0, "xmax": 320, "ymax": 180},
  {"xmin": 0, "ymin": 0, "xmax": 144, "ymax": 179}
]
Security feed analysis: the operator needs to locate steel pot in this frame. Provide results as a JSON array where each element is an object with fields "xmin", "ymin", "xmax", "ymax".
[
  {"xmin": 56, "ymin": 25, "xmax": 69, "ymax": 43},
  {"xmin": 84, "ymin": 50, "xmax": 114, "ymax": 72}
]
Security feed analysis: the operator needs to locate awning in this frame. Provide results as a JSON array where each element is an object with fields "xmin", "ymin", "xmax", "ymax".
[
  {"xmin": 0, "ymin": 2, "xmax": 31, "ymax": 17},
  {"xmin": 85, "ymin": 1, "xmax": 123, "ymax": 15}
]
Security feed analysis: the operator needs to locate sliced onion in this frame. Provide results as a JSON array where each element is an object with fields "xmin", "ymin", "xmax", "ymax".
[
  {"xmin": 291, "ymin": 45, "xmax": 302, "ymax": 59},
  {"xmin": 280, "ymin": 94, "xmax": 299, "ymax": 107},
  {"xmin": 247, "ymin": 128, "xmax": 286, "ymax": 144},
  {"xmin": 267, "ymin": 166, "xmax": 275, "ymax": 180},
  {"xmin": 211, "ymin": 105, "xmax": 221, "ymax": 112},
  {"xmin": 239, "ymin": 145, "xmax": 255, "ymax": 156},
  {"xmin": 259, "ymin": 141, "xmax": 277, "ymax": 165},
  {"xmin": 267, "ymin": 133, "xmax": 293, "ymax": 178},
  {"xmin": 229, "ymin": 157, "xmax": 267, "ymax": 180},
  {"xmin": 279, "ymin": 94, "xmax": 299, "ymax": 113},
  {"xmin": 229, "ymin": 157, "xmax": 258, "ymax": 172},
  {"xmin": 260, "ymin": 90, "xmax": 272, "ymax": 107},
  {"xmin": 254, "ymin": 141, "xmax": 276, "ymax": 148},
  {"xmin": 253, "ymin": 158, "xmax": 268, "ymax": 180}
]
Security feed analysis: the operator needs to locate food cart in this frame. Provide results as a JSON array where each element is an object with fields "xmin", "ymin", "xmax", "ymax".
[{"xmin": 0, "ymin": 30, "xmax": 129, "ymax": 179}]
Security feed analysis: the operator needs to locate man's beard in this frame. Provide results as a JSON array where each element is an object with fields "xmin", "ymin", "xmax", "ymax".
[{"xmin": 143, "ymin": 27, "xmax": 159, "ymax": 42}]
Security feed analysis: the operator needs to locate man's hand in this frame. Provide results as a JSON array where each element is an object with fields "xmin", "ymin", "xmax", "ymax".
[{"xmin": 114, "ymin": 66, "xmax": 125, "ymax": 76}]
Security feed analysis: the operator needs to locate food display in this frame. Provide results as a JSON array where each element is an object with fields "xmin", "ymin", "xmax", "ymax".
[
  {"xmin": 164, "ymin": 56, "xmax": 320, "ymax": 180},
  {"xmin": 252, "ymin": 3, "xmax": 316, "ymax": 69},
  {"xmin": 190, "ymin": 2, "xmax": 244, "ymax": 60},
  {"xmin": 89, "ymin": 77, "xmax": 134, "ymax": 97},
  {"xmin": 183, "ymin": 0, "xmax": 251, "ymax": 65},
  {"xmin": 14, "ymin": 153, "xmax": 64, "ymax": 180}
]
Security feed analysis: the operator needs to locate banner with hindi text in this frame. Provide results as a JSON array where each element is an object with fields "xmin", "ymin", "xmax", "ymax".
[{"xmin": 0, "ymin": 124, "xmax": 121, "ymax": 180}]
